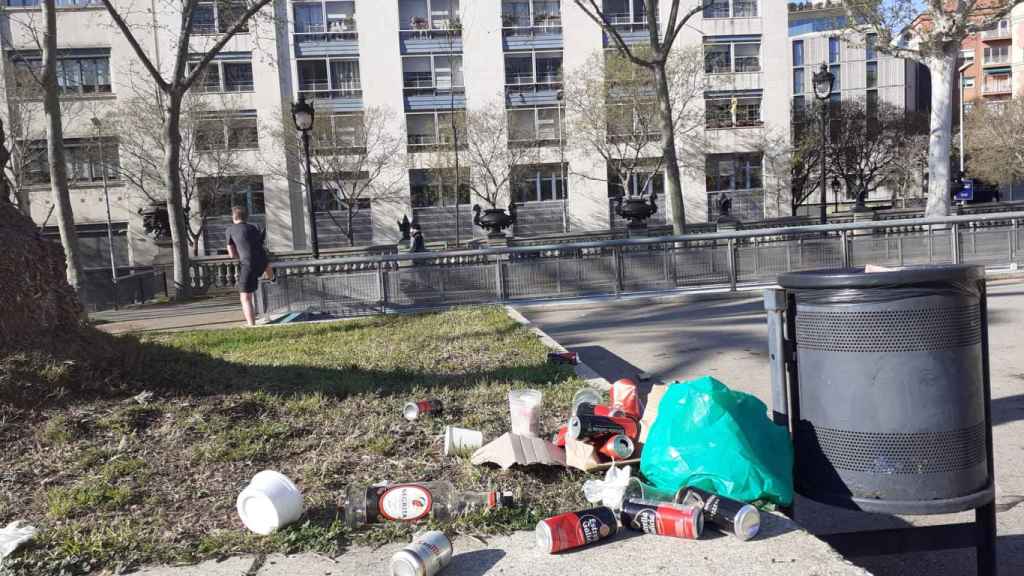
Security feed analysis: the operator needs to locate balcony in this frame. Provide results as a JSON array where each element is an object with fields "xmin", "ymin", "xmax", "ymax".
[
  {"xmin": 399, "ymin": 0, "xmax": 462, "ymax": 54},
  {"xmin": 502, "ymin": 14, "xmax": 562, "ymax": 50},
  {"xmin": 294, "ymin": 27, "xmax": 358, "ymax": 57},
  {"xmin": 983, "ymin": 53, "xmax": 1010, "ymax": 66},
  {"xmin": 505, "ymin": 73, "xmax": 562, "ymax": 107},
  {"xmin": 980, "ymin": 20, "xmax": 1010, "ymax": 41}
]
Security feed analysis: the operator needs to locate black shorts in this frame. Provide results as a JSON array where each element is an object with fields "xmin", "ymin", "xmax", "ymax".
[{"xmin": 238, "ymin": 261, "xmax": 264, "ymax": 293}]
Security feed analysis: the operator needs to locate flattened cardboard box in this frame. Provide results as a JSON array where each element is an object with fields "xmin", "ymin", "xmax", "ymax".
[{"xmin": 471, "ymin": 432, "xmax": 565, "ymax": 469}]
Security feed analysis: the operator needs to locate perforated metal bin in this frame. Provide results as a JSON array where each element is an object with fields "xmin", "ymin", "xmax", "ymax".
[{"xmin": 777, "ymin": 265, "xmax": 994, "ymax": 515}]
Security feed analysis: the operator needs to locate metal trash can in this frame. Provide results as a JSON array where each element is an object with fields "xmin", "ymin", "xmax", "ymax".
[{"xmin": 777, "ymin": 265, "xmax": 994, "ymax": 515}]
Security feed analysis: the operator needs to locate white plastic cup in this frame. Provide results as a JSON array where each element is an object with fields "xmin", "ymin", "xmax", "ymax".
[
  {"xmin": 444, "ymin": 426, "xmax": 484, "ymax": 456},
  {"xmin": 508, "ymin": 389, "xmax": 544, "ymax": 437},
  {"xmin": 236, "ymin": 470, "xmax": 304, "ymax": 535}
]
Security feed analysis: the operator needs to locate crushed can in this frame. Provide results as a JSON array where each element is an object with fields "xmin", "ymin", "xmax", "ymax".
[
  {"xmin": 598, "ymin": 434, "xmax": 635, "ymax": 460},
  {"xmin": 567, "ymin": 412, "xmax": 639, "ymax": 441},
  {"xmin": 620, "ymin": 498, "xmax": 703, "ymax": 540},
  {"xmin": 610, "ymin": 378, "xmax": 641, "ymax": 419},
  {"xmin": 547, "ymin": 351, "xmax": 579, "ymax": 365},
  {"xmin": 677, "ymin": 486, "xmax": 761, "ymax": 541},
  {"xmin": 552, "ymin": 424, "xmax": 568, "ymax": 448},
  {"xmin": 390, "ymin": 531, "xmax": 452, "ymax": 576},
  {"xmin": 536, "ymin": 507, "xmax": 618, "ymax": 554},
  {"xmin": 574, "ymin": 401, "xmax": 614, "ymax": 418},
  {"xmin": 403, "ymin": 399, "xmax": 443, "ymax": 421}
]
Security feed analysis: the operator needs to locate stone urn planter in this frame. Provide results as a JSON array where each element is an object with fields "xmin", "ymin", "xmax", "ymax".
[
  {"xmin": 473, "ymin": 204, "xmax": 516, "ymax": 239},
  {"xmin": 615, "ymin": 193, "xmax": 658, "ymax": 231}
]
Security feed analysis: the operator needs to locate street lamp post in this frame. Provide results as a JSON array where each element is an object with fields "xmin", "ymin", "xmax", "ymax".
[
  {"xmin": 812, "ymin": 63, "xmax": 835, "ymax": 225},
  {"xmin": 831, "ymin": 176, "xmax": 841, "ymax": 213},
  {"xmin": 292, "ymin": 93, "xmax": 319, "ymax": 260},
  {"xmin": 91, "ymin": 117, "xmax": 118, "ymax": 307}
]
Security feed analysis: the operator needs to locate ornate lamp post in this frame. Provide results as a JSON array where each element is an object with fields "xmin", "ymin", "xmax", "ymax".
[
  {"xmin": 812, "ymin": 63, "xmax": 835, "ymax": 225},
  {"xmin": 831, "ymin": 176, "xmax": 841, "ymax": 213},
  {"xmin": 291, "ymin": 94, "xmax": 318, "ymax": 259}
]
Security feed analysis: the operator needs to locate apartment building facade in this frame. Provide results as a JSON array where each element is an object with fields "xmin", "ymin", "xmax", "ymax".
[{"xmin": 1, "ymin": 0, "xmax": 788, "ymax": 270}]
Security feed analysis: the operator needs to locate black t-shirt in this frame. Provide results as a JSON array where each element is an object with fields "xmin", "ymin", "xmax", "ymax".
[{"xmin": 227, "ymin": 222, "xmax": 267, "ymax": 265}]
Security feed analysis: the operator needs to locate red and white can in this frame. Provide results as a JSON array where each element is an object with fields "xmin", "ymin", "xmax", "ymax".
[
  {"xmin": 610, "ymin": 378, "xmax": 641, "ymax": 419},
  {"xmin": 535, "ymin": 507, "xmax": 618, "ymax": 554},
  {"xmin": 620, "ymin": 498, "xmax": 703, "ymax": 540},
  {"xmin": 552, "ymin": 424, "xmax": 568, "ymax": 447},
  {"xmin": 403, "ymin": 399, "xmax": 443, "ymax": 421},
  {"xmin": 598, "ymin": 434, "xmax": 635, "ymax": 460}
]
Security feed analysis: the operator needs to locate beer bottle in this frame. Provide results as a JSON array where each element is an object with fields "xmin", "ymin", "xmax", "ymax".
[{"xmin": 342, "ymin": 481, "xmax": 513, "ymax": 528}]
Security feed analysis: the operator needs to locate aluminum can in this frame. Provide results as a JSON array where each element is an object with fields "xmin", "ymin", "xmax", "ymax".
[
  {"xmin": 547, "ymin": 351, "xmax": 579, "ymax": 365},
  {"xmin": 567, "ymin": 412, "xmax": 639, "ymax": 440},
  {"xmin": 620, "ymin": 498, "xmax": 703, "ymax": 540},
  {"xmin": 390, "ymin": 531, "xmax": 452, "ymax": 576},
  {"xmin": 403, "ymin": 399, "xmax": 443, "ymax": 421},
  {"xmin": 598, "ymin": 434, "xmax": 635, "ymax": 460},
  {"xmin": 677, "ymin": 487, "xmax": 761, "ymax": 541},
  {"xmin": 573, "ymin": 401, "xmax": 615, "ymax": 418},
  {"xmin": 610, "ymin": 378, "xmax": 641, "ymax": 418},
  {"xmin": 535, "ymin": 507, "xmax": 618, "ymax": 554}
]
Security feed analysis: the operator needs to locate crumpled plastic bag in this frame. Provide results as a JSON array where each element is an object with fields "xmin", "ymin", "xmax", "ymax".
[
  {"xmin": 0, "ymin": 521, "xmax": 37, "ymax": 559},
  {"xmin": 582, "ymin": 465, "xmax": 632, "ymax": 510},
  {"xmin": 639, "ymin": 376, "xmax": 794, "ymax": 506}
]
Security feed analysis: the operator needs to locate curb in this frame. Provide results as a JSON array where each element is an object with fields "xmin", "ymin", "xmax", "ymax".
[{"xmin": 504, "ymin": 305, "xmax": 610, "ymax": 391}]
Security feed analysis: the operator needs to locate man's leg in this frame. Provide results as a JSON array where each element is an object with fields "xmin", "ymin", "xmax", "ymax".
[{"xmin": 240, "ymin": 291, "xmax": 256, "ymax": 327}]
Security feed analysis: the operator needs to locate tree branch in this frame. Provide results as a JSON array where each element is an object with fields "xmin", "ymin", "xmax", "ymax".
[
  {"xmin": 182, "ymin": 0, "xmax": 274, "ymax": 90},
  {"xmin": 98, "ymin": 0, "xmax": 169, "ymax": 91}
]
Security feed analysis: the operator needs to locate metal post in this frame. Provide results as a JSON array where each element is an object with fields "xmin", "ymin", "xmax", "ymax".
[
  {"xmin": 727, "ymin": 238, "xmax": 737, "ymax": 291},
  {"xmin": 94, "ymin": 122, "xmax": 118, "ymax": 310},
  {"xmin": 841, "ymin": 230, "xmax": 850, "ymax": 268},
  {"xmin": 819, "ymin": 97, "xmax": 828, "ymax": 225},
  {"xmin": 764, "ymin": 288, "xmax": 789, "ymax": 427},
  {"xmin": 753, "ymin": 238, "xmax": 759, "ymax": 274},
  {"xmin": 302, "ymin": 129, "xmax": 319, "ymax": 261},
  {"xmin": 898, "ymin": 236, "xmax": 904, "ymax": 266},
  {"xmin": 786, "ymin": 242, "xmax": 793, "ymax": 272},
  {"xmin": 494, "ymin": 257, "xmax": 506, "ymax": 301},
  {"xmin": 952, "ymin": 223, "xmax": 962, "ymax": 264},
  {"xmin": 928, "ymin": 225, "xmax": 934, "ymax": 263},
  {"xmin": 378, "ymin": 263, "xmax": 388, "ymax": 313}
]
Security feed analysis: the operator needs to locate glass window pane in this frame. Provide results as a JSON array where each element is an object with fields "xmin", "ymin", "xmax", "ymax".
[
  {"xmin": 829, "ymin": 37, "xmax": 840, "ymax": 64},
  {"xmin": 193, "ymin": 3, "xmax": 216, "ymax": 33},
  {"xmin": 704, "ymin": 44, "xmax": 731, "ymax": 73},
  {"xmin": 223, "ymin": 62, "xmax": 252, "ymax": 91},
  {"xmin": 866, "ymin": 61, "xmax": 877, "ymax": 89},
  {"xmin": 294, "ymin": 3, "xmax": 324, "ymax": 33},
  {"xmin": 830, "ymin": 64, "xmax": 841, "ymax": 91},
  {"xmin": 793, "ymin": 68, "xmax": 804, "ymax": 94},
  {"xmin": 792, "ymin": 40, "xmax": 804, "ymax": 67},
  {"xmin": 297, "ymin": 60, "xmax": 329, "ymax": 92},
  {"xmin": 865, "ymin": 34, "xmax": 877, "ymax": 61},
  {"xmin": 734, "ymin": 43, "xmax": 759, "ymax": 72}
]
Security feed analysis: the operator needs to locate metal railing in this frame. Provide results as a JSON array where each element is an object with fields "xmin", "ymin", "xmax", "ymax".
[
  {"xmin": 257, "ymin": 211, "xmax": 1024, "ymax": 319},
  {"xmin": 80, "ymin": 268, "xmax": 168, "ymax": 312}
]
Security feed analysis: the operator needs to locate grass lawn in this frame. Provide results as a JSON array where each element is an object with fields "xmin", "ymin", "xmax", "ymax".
[{"xmin": 0, "ymin": 307, "xmax": 591, "ymax": 575}]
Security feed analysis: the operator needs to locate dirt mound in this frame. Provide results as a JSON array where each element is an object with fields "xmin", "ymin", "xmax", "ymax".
[{"xmin": 0, "ymin": 202, "xmax": 135, "ymax": 407}]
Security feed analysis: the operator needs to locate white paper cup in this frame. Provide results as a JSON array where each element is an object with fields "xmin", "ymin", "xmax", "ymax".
[
  {"xmin": 444, "ymin": 426, "xmax": 484, "ymax": 456},
  {"xmin": 571, "ymin": 388, "xmax": 603, "ymax": 416},
  {"xmin": 508, "ymin": 389, "xmax": 544, "ymax": 437},
  {"xmin": 236, "ymin": 470, "xmax": 304, "ymax": 535}
]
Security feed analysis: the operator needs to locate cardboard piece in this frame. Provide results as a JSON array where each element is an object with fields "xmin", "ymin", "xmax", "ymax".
[
  {"xmin": 565, "ymin": 436, "xmax": 640, "ymax": 472},
  {"xmin": 471, "ymin": 432, "xmax": 565, "ymax": 469},
  {"xmin": 639, "ymin": 382, "xmax": 670, "ymax": 444}
]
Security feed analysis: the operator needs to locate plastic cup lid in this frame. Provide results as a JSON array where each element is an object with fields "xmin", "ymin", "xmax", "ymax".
[
  {"xmin": 403, "ymin": 403, "xmax": 419, "ymax": 421},
  {"xmin": 509, "ymin": 389, "xmax": 543, "ymax": 405},
  {"xmin": 237, "ymin": 491, "xmax": 281, "ymax": 535}
]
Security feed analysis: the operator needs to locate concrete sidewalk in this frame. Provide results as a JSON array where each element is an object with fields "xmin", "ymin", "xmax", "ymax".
[
  {"xmin": 134, "ymin": 514, "xmax": 869, "ymax": 576},
  {"xmin": 91, "ymin": 295, "xmax": 244, "ymax": 334}
]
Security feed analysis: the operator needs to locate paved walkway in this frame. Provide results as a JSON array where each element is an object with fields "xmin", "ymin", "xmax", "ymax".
[
  {"xmin": 92, "ymin": 295, "xmax": 244, "ymax": 334},
  {"xmin": 516, "ymin": 279, "xmax": 1024, "ymax": 576}
]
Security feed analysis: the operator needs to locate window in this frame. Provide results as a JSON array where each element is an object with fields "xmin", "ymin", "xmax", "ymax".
[
  {"xmin": 512, "ymin": 164, "xmax": 567, "ymax": 202},
  {"xmin": 25, "ymin": 138, "xmax": 119, "ymax": 185},
  {"xmin": 963, "ymin": 76, "xmax": 975, "ymax": 88},
  {"xmin": 505, "ymin": 51, "xmax": 562, "ymax": 88},
  {"xmin": 508, "ymin": 107, "xmax": 563, "ymax": 144},
  {"xmin": 11, "ymin": 52, "xmax": 111, "ymax": 96},
  {"xmin": 830, "ymin": 64, "xmax": 841, "ymax": 92},
  {"xmin": 399, "ymin": 0, "xmax": 462, "ymax": 31},
  {"xmin": 43, "ymin": 224, "xmax": 130, "ymax": 270},
  {"xmin": 403, "ymin": 55, "xmax": 463, "ymax": 91},
  {"xmin": 409, "ymin": 168, "xmax": 470, "ymax": 207},
  {"xmin": 188, "ymin": 58, "xmax": 254, "ymax": 92},
  {"xmin": 192, "ymin": 1, "xmax": 250, "ymax": 35},
  {"xmin": 202, "ymin": 177, "xmax": 266, "ymax": 217},
  {"xmin": 793, "ymin": 68, "xmax": 804, "ymax": 95},
  {"xmin": 406, "ymin": 111, "xmax": 466, "ymax": 150},
  {"xmin": 983, "ymin": 45, "xmax": 1009, "ymax": 65},
  {"xmin": 792, "ymin": 40, "xmax": 804, "ymax": 67},
  {"xmin": 705, "ymin": 95, "xmax": 762, "ymax": 129},
  {"xmin": 298, "ymin": 58, "xmax": 361, "ymax": 98},
  {"xmin": 608, "ymin": 168, "xmax": 663, "ymax": 198},
  {"xmin": 703, "ymin": 0, "xmax": 730, "ymax": 18},
  {"xmin": 703, "ymin": 0, "xmax": 756, "ymax": 19},
  {"xmin": 706, "ymin": 153, "xmax": 762, "ymax": 192},
  {"xmin": 704, "ymin": 40, "xmax": 760, "ymax": 74},
  {"xmin": 195, "ymin": 112, "xmax": 259, "ymax": 151},
  {"xmin": 294, "ymin": 1, "xmax": 356, "ymax": 34},
  {"xmin": 866, "ymin": 61, "xmax": 877, "ymax": 89},
  {"xmin": 828, "ymin": 37, "xmax": 840, "ymax": 64},
  {"xmin": 314, "ymin": 113, "xmax": 364, "ymax": 151},
  {"xmin": 866, "ymin": 89, "xmax": 878, "ymax": 119},
  {"xmin": 502, "ymin": 0, "xmax": 561, "ymax": 28},
  {"xmin": 865, "ymin": 34, "xmax": 877, "ymax": 61},
  {"xmin": 960, "ymin": 48, "xmax": 975, "ymax": 63}
]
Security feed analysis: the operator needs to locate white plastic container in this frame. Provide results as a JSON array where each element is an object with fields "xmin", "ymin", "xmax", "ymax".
[
  {"xmin": 443, "ymin": 426, "xmax": 484, "ymax": 456},
  {"xmin": 236, "ymin": 470, "xmax": 304, "ymax": 535},
  {"xmin": 508, "ymin": 389, "xmax": 544, "ymax": 437}
]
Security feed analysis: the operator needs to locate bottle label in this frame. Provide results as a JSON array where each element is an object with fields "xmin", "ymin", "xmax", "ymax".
[{"xmin": 379, "ymin": 484, "xmax": 433, "ymax": 521}]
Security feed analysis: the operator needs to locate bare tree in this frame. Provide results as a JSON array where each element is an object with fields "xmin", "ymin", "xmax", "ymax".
[
  {"xmin": 572, "ymin": 0, "xmax": 711, "ymax": 233},
  {"xmin": 97, "ymin": 0, "xmax": 275, "ymax": 296},
  {"xmin": 846, "ymin": 0, "xmax": 1024, "ymax": 217},
  {"xmin": 755, "ymin": 129, "xmax": 795, "ymax": 218},
  {"xmin": 965, "ymin": 98, "xmax": 1024, "ymax": 186},
  {"xmin": 461, "ymin": 101, "xmax": 540, "ymax": 210},
  {"xmin": 111, "ymin": 89, "xmax": 247, "ymax": 256},
  {"xmin": 269, "ymin": 106, "xmax": 406, "ymax": 247},
  {"xmin": 825, "ymin": 98, "xmax": 926, "ymax": 206},
  {"xmin": 0, "ymin": 119, "xmax": 11, "ymax": 205},
  {"xmin": 564, "ymin": 48, "xmax": 703, "ymax": 207}
]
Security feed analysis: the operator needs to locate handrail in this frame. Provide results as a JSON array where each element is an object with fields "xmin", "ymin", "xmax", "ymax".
[{"xmin": 269, "ymin": 211, "xmax": 1024, "ymax": 270}]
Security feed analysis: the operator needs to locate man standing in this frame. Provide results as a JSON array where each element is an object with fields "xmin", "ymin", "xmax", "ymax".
[{"xmin": 226, "ymin": 205, "xmax": 269, "ymax": 327}]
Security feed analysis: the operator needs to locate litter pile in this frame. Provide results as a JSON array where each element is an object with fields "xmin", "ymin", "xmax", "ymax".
[{"xmin": 232, "ymin": 365, "xmax": 795, "ymax": 576}]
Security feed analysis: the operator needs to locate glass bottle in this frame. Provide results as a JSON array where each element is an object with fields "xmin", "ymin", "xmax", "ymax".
[{"xmin": 342, "ymin": 480, "xmax": 512, "ymax": 529}]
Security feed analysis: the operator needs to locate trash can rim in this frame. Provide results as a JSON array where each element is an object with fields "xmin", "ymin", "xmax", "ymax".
[{"xmin": 777, "ymin": 264, "xmax": 985, "ymax": 290}]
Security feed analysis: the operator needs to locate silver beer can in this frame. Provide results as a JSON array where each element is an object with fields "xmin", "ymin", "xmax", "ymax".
[{"xmin": 390, "ymin": 531, "xmax": 453, "ymax": 576}]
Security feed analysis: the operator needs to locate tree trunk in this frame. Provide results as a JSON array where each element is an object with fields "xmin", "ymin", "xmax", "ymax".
[
  {"xmin": 42, "ymin": 0, "xmax": 85, "ymax": 293},
  {"xmin": 653, "ymin": 62, "xmax": 686, "ymax": 234},
  {"xmin": 925, "ymin": 53, "xmax": 956, "ymax": 218},
  {"xmin": 163, "ymin": 94, "xmax": 193, "ymax": 298}
]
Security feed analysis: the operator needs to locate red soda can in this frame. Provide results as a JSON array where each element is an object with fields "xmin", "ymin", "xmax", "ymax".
[
  {"xmin": 552, "ymin": 424, "xmax": 568, "ymax": 447},
  {"xmin": 620, "ymin": 498, "xmax": 703, "ymax": 540},
  {"xmin": 567, "ymin": 412, "xmax": 639, "ymax": 441},
  {"xmin": 535, "ymin": 507, "xmax": 618, "ymax": 553},
  {"xmin": 403, "ymin": 399, "xmax": 443, "ymax": 421},
  {"xmin": 547, "ymin": 351, "xmax": 579, "ymax": 365},
  {"xmin": 611, "ymin": 378, "xmax": 641, "ymax": 419},
  {"xmin": 598, "ymin": 434, "xmax": 635, "ymax": 460}
]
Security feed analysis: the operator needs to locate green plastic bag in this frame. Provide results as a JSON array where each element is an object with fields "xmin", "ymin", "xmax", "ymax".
[{"xmin": 639, "ymin": 376, "xmax": 794, "ymax": 505}]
